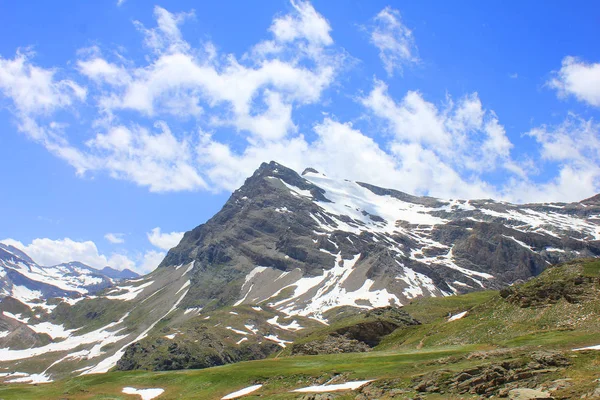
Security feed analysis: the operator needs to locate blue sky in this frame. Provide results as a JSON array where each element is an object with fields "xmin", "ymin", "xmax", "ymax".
[{"xmin": 1, "ymin": 0, "xmax": 599, "ymax": 273}]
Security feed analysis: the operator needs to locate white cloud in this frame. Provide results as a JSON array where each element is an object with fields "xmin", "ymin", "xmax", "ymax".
[
  {"xmin": 77, "ymin": 57, "xmax": 131, "ymax": 87},
  {"xmin": 85, "ymin": 123, "xmax": 207, "ymax": 192},
  {"xmin": 509, "ymin": 115, "xmax": 600, "ymax": 202},
  {"xmin": 139, "ymin": 250, "xmax": 166, "ymax": 273},
  {"xmin": 360, "ymin": 79, "xmax": 515, "ymax": 174},
  {"xmin": 0, "ymin": 2, "xmax": 598, "ymax": 204},
  {"xmin": 0, "ymin": 3, "xmax": 343, "ymax": 193},
  {"xmin": 134, "ymin": 6, "xmax": 195, "ymax": 55},
  {"xmin": 147, "ymin": 227, "xmax": 184, "ymax": 251},
  {"xmin": 1, "ymin": 237, "xmax": 110, "ymax": 269},
  {"xmin": 369, "ymin": 7, "xmax": 418, "ymax": 76},
  {"xmin": 104, "ymin": 233, "xmax": 125, "ymax": 244},
  {"xmin": 270, "ymin": 0, "xmax": 332, "ymax": 47},
  {"xmin": 1, "ymin": 237, "xmax": 161, "ymax": 274},
  {"xmin": 548, "ymin": 56, "xmax": 600, "ymax": 107},
  {"xmin": 0, "ymin": 50, "xmax": 86, "ymax": 116}
]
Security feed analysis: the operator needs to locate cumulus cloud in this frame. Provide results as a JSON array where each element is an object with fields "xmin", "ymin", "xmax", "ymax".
[
  {"xmin": 0, "ymin": 49, "xmax": 86, "ymax": 116},
  {"xmin": 0, "ymin": 2, "xmax": 342, "ymax": 193},
  {"xmin": 359, "ymin": 79, "xmax": 519, "ymax": 196},
  {"xmin": 139, "ymin": 250, "xmax": 166, "ymax": 273},
  {"xmin": 0, "ymin": 2, "xmax": 598, "ymax": 204},
  {"xmin": 2, "ymin": 237, "xmax": 111, "ymax": 269},
  {"xmin": 509, "ymin": 115, "xmax": 600, "ymax": 202},
  {"xmin": 147, "ymin": 227, "xmax": 184, "ymax": 251},
  {"xmin": 368, "ymin": 7, "xmax": 418, "ymax": 76},
  {"xmin": 1, "ymin": 237, "xmax": 161, "ymax": 274},
  {"xmin": 548, "ymin": 56, "xmax": 600, "ymax": 107},
  {"xmin": 104, "ymin": 233, "xmax": 125, "ymax": 244}
]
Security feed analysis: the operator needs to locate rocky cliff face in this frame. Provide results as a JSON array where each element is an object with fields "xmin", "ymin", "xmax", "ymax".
[{"xmin": 161, "ymin": 161, "xmax": 600, "ymax": 321}]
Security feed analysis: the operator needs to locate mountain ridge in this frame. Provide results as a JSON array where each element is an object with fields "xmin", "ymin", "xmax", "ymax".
[
  {"xmin": 0, "ymin": 160, "xmax": 599, "ymax": 383},
  {"xmin": 160, "ymin": 161, "xmax": 600, "ymax": 319}
]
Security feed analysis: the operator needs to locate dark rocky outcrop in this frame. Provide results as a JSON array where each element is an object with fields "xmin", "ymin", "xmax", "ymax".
[
  {"xmin": 500, "ymin": 261, "xmax": 599, "ymax": 308},
  {"xmin": 291, "ymin": 307, "xmax": 420, "ymax": 355},
  {"xmin": 117, "ymin": 327, "xmax": 280, "ymax": 371},
  {"xmin": 412, "ymin": 351, "xmax": 570, "ymax": 397}
]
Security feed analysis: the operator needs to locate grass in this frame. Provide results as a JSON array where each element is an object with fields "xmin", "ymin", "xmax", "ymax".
[
  {"xmin": 0, "ymin": 346, "xmax": 481, "ymax": 399},
  {"xmin": 582, "ymin": 259, "xmax": 600, "ymax": 277},
  {"xmin": 3, "ymin": 258, "xmax": 600, "ymax": 399}
]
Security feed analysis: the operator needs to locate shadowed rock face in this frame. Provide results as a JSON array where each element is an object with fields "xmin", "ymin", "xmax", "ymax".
[
  {"xmin": 291, "ymin": 306, "xmax": 421, "ymax": 356},
  {"xmin": 159, "ymin": 161, "xmax": 600, "ymax": 319}
]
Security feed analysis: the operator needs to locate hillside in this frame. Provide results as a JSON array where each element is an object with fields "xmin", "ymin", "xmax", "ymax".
[
  {"xmin": 1, "ymin": 161, "xmax": 599, "ymax": 384},
  {"xmin": 1, "ymin": 258, "xmax": 600, "ymax": 398}
]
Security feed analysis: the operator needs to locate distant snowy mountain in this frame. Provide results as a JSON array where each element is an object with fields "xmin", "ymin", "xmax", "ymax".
[
  {"xmin": 100, "ymin": 266, "xmax": 139, "ymax": 281},
  {"xmin": 0, "ymin": 161, "xmax": 598, "ymax": 383},
  {"xmin": 0, "ymin": 243, "xmax": 139, "ymax": 305}
]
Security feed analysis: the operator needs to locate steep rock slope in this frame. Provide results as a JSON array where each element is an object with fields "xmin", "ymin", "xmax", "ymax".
[{"xmin": 162, "ymin": 161, "xmax": 600, "ymax": 321}]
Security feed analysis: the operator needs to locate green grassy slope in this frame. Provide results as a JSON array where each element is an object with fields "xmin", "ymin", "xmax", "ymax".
[{"xmin": 1, "ymin": 258, "xmax": 600, "ymax": 399}]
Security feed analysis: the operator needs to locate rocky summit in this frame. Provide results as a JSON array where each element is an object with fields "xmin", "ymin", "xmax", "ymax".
[
  {"xmin": 1, "ymin": 161, "xmax": 599, "ymax": 384},
  {"xmin": 164, "ymin": 161, "xmax": 600, "ymax": 320}
]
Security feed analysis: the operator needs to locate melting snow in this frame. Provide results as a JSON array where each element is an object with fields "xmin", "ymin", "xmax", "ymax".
[
  {"xmin": 81, "ymin": 288, "xmax": 189, "ymax": 375},
  {"xmin": 293, "ymin": 380, "xmax": 373, "ymax": 393},
  {"xmin": 0, "ymin": 312, "xmax": 130, "ymax": 362},
  {"xmin": 265, "ymin": 334, "xmax": 292, "ymax": 348},
  {"xmin": 448, "ymin": 311, "xmax": 468, "ymax": 322},
  {"xmin": 27, "ymin": 321, "xmax": 74, "ymax": 339},
  {"xmin": 122, "ymin": 387, "xmax": 165, "ymax": 400},
  {"xmin": 5, "ymin": 372, "xmax": 52, "ymax": 384},
  {"xmin": 502, "ymin": 235, "xmax": 533, "ymax": 251},
  {"xmin": 184, "ymin": 307, "xmax": 202, "ymax": 315},
  {"xmin": 396, "ymin": 265, "xmax": 438, "ymax": 299},
  {"xmin": 176, "ymin": 280, "xmax": 191, "ymax": 295},
  {"xmin": 221, "ymin": 384, "xmax": 263, "ymax": 399},
  {"xmin": 226, "ymin": 327, "xmax": 248, "ymax": 336},
  {"xmin": 267, "ymin": 316, "xmax": 303, "ymax": 331},
  {"xmin": 106, "ymin": 281, "xmax": 153, "ymax": 301},
  {"xmin": 573, "ymin": 344, "xmax": 600, "ymax": 351}
]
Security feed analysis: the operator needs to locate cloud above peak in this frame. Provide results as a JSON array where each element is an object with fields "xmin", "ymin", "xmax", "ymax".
[
  {"xmin": 0, "ymin": 2, "xmax": 598, "ymax": 203},
  {"xmin": 369, "ymin": 7, "xmax": 419, "ymax": 76},
  {"xmin": 548, "ymin": 56, "xmax": 600, "ymax": 107}
]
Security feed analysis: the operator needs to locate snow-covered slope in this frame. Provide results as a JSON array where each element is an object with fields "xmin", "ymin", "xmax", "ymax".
[
  {"xmin": 0, "ymin": 243, "xmax": 137, "ymax": 303},
  {"xmin": 0, "ymin": 263, "xmax": 193, "ymax": 383},
  {"xmin": 161, "ymin": 161, "xmax": 600, "ymax": 321}
]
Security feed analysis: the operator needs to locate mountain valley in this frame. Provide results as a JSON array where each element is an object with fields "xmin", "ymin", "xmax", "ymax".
[{"xmin": 1, "ymin": 162, "xmax": 600, "ymax": 398}]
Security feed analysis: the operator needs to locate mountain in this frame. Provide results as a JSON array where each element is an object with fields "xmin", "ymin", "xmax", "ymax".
[
  {"xmin": 161, "ymin": 161, "xmax": 600, "ymax": 320},
  {"xmin": 0, "ymin": 161, "xmax": 598, "ymax": 384},
  {"xmin": 100, "ymin": 267, "xmax": 139, "ymax": 281},
  {"xmin": 0, "ymin": 243, "xmax": 139, "ymax": 302},
  {"xmin": 3, "ymin": 258, "xmax": 600, "ymax": 399}
]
